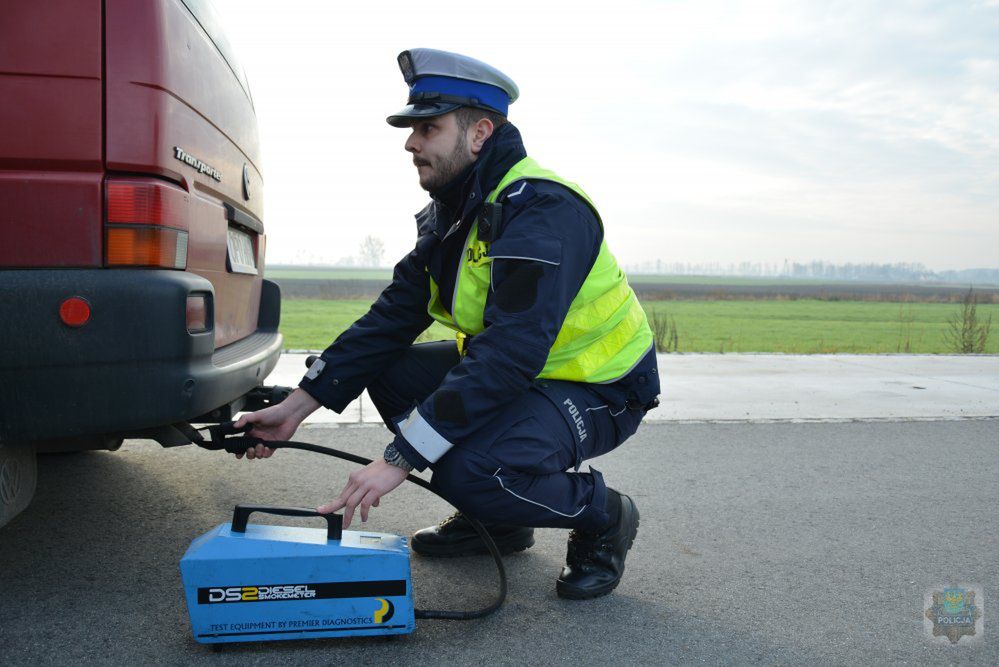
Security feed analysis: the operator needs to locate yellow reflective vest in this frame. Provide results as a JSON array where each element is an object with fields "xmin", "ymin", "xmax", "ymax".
[{"xmin": 427, "ymin": 157, "xmax": 653, "ymax": 384}]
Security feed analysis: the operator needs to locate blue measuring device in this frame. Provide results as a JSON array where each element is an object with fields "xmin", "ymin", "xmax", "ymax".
[{"xmin": 180, "ymin": 505, "xmax": 415, "ymax": 643}]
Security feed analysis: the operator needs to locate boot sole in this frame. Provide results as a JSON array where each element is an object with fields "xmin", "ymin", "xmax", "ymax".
[
  {"xmin": 411, "ymin": 535, "xmax": 536, "ymax": 558},
  {"xmin": 556, "ymin": 500, "xmax": 640, "ymax": 600}
]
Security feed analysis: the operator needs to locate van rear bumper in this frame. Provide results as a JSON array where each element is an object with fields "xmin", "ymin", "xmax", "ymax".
[{"xmin": 0, "ymin": 269, "xmax": 282, "ymax": 442}]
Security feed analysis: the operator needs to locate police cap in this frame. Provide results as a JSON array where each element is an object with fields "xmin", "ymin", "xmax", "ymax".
[{"xmin": 386, "ymin": 48, "xmax": 519, "ymax": 127}]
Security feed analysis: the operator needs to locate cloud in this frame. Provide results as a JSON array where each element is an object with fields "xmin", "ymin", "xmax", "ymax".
[{"xmin": 214, "ymin": 0, "xmax": 999, "ymax": 270}]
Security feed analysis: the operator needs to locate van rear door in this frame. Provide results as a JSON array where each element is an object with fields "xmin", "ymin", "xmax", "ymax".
[{"xmin": 105, "ymin": 0, "xmax": 266, "ymax": 348}]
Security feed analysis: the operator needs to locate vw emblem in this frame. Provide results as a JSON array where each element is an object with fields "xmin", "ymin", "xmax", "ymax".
[{"xmin": 242, "ymin": 164, "xmax": 251, "ymax": 201}]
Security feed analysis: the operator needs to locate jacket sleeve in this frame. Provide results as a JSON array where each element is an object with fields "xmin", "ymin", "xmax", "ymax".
[
  {"xmin": 390, "ymin": 185, "xmax": 602, "ymax": 470},
  {"xmin": 298, "ymin": 236, "xmax": 434, "ymax": 413}
]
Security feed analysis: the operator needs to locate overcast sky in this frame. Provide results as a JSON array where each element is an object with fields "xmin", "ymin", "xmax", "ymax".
[{"xmin": 213, "ymin": 0, "xmax": 999, "ymax": 271}]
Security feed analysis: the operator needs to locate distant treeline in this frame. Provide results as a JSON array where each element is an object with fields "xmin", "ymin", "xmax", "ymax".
[
  {"xmin": 269, "ymin": 261, "xmax": 999, "ymax": 286},
  {"xmin": 620, "ymin": 261, "xmax": 999, "ymax": 285},
  {"xmin": 272, "ymin": 277, "xmax": 999, "ymax": 304},
  {"xmin": 629, "ymin": 282, "xmax": 999, "ymax": 304}
]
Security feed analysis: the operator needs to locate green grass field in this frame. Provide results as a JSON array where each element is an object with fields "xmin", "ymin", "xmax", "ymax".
[
  {"xmin": 279, "ymin": 298, "xmax": 999, "ymax": 354},
  {"xmin": 279, "ymin": 300, "xmax": 458, "ymax": 350},
  {"xmin": 642, "ymin": 300, "xmax": 998, "ymax": 353}
]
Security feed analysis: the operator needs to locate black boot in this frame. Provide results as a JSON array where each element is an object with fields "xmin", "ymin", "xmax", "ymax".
[
  {"xmin": 556, "ymin": 491, "xmax": 639, "ymax": 599},
  {"xmin": 411, "ymin": 512, "xmax": 535, "ymax": 557}
]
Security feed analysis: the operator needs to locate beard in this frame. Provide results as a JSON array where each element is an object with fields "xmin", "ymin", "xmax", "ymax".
[{"xmin": 416, "ymin": 131, "xmax": 471, "ymax": 192}]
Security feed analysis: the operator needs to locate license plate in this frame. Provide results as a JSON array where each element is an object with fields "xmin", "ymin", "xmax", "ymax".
[{"xmin": 226, "ymin": 227, "xmax": 257, "ymax": 275}]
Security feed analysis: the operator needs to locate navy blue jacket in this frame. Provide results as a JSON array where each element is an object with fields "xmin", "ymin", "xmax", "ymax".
[{"xmin": 299, "ymin": 123, "xmax": 659, "ymax": 470}]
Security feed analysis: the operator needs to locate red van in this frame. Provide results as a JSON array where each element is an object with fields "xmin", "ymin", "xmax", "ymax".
[{"xmin": 0, "ymin": 0, "xmax": 282, "ymax": 527}]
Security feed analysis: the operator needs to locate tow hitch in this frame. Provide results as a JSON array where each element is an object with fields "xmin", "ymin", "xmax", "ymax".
[{"xmin": 137, "ymin": 384, "xmax": 296, "ymax": 447}]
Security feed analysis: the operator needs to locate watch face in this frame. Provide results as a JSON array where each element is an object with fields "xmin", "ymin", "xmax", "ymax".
[{"xmin": 383, "ymin": 444, "xmax": 413, "ymax": 471}]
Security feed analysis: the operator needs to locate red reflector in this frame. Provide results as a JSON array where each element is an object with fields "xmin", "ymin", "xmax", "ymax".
[
  {"xmin": 186, "ymin": 294, "xmax": 209, "ymax": 333},
  {"xmin": 59, "ymin": 297, "xmax": 91, "ymax": 327}
]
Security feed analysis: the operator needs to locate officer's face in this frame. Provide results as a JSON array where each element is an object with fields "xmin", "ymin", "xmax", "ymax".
[{"xmin": 404, "ymin": 113, "xmax": 475, "ymax": 192}]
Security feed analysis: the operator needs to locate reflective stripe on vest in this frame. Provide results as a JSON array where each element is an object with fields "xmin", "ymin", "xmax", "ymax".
[{"xmin": 427, "ymin": 156, "xmax": 653, "ymax": 383}]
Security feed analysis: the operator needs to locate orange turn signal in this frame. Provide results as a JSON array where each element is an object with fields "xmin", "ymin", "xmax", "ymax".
[{"xmin": 106, "ymin": 226, "xmax": 188, "ymax": 269}]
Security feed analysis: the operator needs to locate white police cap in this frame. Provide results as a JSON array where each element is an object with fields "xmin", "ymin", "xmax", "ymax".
[{"xmin": 387, "ymin": 48, "xmax": 520, "ymax": 127}]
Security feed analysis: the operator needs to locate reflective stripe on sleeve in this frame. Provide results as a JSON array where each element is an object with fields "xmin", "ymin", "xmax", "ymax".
[
  {"xmin": 303, "ymin": 358, "xmax": 326, "ymax": 380},
  {"xmin": 398, "ymin": 409, "xmax": 454, "ymax": 464}
]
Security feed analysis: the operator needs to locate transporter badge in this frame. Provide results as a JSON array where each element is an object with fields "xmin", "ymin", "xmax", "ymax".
[
  {"xmin": 173, "ymin": 146, "xmax": 223, "ymax": 182},
  {"xmin": 924, "ymin": 584, "xmax": 984, "ymax": 645}
]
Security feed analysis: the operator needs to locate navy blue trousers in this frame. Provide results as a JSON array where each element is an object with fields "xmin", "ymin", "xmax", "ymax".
[{"xmin": 367, "ymin": 341, "xmax": 645, "ymax": 532}]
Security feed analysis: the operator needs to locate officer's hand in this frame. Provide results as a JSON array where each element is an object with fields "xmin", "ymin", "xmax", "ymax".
[
  {"xmin": 233, "ymin": 388, "xmax": 320, "ymax": 460},
  {"xmin": 317, "ymin": 459, "xmax": 409, "ymax": 528}
]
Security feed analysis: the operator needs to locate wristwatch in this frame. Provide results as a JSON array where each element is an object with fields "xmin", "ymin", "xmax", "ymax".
[{"xmin": 383, "ymin": 442, "xmax": 415, "ymax": 472}]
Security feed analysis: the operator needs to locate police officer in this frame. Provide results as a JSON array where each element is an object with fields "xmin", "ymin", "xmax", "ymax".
[{"xmin": 236, "ymin": 49, "xmax": 660, "ymax": 599}]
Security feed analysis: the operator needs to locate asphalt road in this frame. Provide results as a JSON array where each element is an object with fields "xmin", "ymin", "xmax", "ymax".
[
  {"xmin": 1, "ymin": 420, "xmax": 996, "ymax": 665},
  {"xmin": 271, "ymin": 353, "xmax": 999, "ymax": 424}
]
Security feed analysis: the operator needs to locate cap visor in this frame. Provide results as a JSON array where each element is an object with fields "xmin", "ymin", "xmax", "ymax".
[{"xmin": 386, "ymin": 102, "xmax": 462, "ymax": 127}]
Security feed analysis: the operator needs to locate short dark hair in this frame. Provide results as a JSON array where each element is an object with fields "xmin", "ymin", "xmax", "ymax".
[{"xmin": 454, "ymin": 106, "xmax": 508, "ymax": 132}]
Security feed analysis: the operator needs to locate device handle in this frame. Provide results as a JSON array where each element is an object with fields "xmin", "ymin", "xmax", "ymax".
[{"xmin": 230, "ymin": 504, "xmax": 343, "ymax": 541}]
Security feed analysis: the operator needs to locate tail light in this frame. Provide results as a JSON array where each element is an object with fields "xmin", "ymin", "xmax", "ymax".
[{"xmin": 105, "ymin": 179, "xmax": 190, "ymax": 269}]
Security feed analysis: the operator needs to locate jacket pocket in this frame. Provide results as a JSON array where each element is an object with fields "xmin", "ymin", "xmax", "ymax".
[{"xmin": 487, "ymin": 233, "xmax": 562, "ymax": 293}]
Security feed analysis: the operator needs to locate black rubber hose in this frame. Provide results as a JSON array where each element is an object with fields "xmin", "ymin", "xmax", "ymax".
[{"xmin": 204, "ymin": 437, "xmax": 507, "ymax": 621}]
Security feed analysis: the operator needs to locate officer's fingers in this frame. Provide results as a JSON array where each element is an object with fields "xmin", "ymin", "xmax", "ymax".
[
  {"xmin": 317, "ymin": 497, "xmax": 345, "ymax": 514},
  {"xmin": 359, "ymin": 491, "xmax": 379, "ymax": 523},
  {"xmin": 318, "ymin": 484, "xmax": 354, "ymax": 514},
  {"xmin": 318, "ymin": 479, "xmax": 357, "ymax": 514},
  {"xmin": 260, "ymin": 446, "xmax": 274, "ymax": 458},
  {"xmin": 341, "ymin": 487, "xmax": 369, "ymax": 529},
  {"xmin": 245, "ymin": 447, "xmax": 255, "ymax": 460},
  {"xmin": 237, "ymin": 410, "xmax": 265, "ymax": 428},
  {"xmin": 372, "ymin": 498, "xmax": 380, "ymax": 508},
  {"xmin": 342, "ymin": 492, "xmax": 363, "ymax": 528}
]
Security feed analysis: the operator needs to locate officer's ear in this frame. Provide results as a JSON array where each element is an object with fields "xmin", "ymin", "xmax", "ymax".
[{"xmin": 469, "ymin": 117, "xmax": 494, "ymax": 156}]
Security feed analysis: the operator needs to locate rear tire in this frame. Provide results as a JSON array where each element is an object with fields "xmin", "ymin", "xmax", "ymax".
[{"xmin": 0, "ymin": 443, "xmax": 37, "ymax": 530}]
